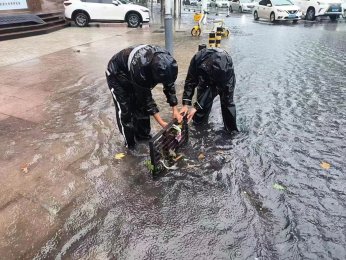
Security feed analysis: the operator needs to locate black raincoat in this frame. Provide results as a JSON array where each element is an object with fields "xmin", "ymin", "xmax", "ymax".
[
  {"xmin": 106, "ymin": 44, "xmax": 178, "ymax": 148},
  {"xmin": 182, "ymin": 48, "xmax": 238, "ymax": 132}
]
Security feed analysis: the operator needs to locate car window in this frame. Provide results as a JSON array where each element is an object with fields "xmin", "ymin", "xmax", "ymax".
[
  {"xmin": 259, "ymin": 0, "xmax": 267, "ymax": 5},
  {"xmin": 84, "ymin": 0, "xmax": 112, "ymax": 3},
  {"xmin": 272, "ymin": 0, "xmax": 292, "ymax": 5}
]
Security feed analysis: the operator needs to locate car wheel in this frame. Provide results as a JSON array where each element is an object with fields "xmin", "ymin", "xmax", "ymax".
[
  {"xmin": 239, "ymin": 6, "xmax": 242, "ymax": 12},
  {"xmin": 329, "ymin": 15, "xmax": 338, "ymax": 21},
  {"xmin": 306, "ymin": 7, "xmax": 315, "ymax": 21},
  {"xmin": 127, "ymin": 13, "xmax": 141, "ymax": 28},
  {"xmin": 254, "ymin": 11, "xmax": 259, "ymax": 20},
  {"xmin": 191, "ymin": 28, "xmax": 201, "ymax": 36},
  {"xmin": 74, "ymin": 12, "xmax": 89, "ymax": 27},
  {"xmin": 229, "ymin": 6, "xmax": 233, "ymax": 12},
  {"xmin": 292, "ymin": 19, "xmax": 298, "ymax": 24},
  {"xmin": 270, "ymin": 12, "xmax": 275, "ymax": 23}
]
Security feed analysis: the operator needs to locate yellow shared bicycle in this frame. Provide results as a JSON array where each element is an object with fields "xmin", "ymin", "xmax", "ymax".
[{"xmin": 191, "ymin": 12, "xmax": 230, "ymax": 37}]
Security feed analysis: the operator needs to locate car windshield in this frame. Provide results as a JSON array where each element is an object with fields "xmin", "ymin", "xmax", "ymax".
[{"xmin": 272, "ymin": 0, "xmax": 292, "ymax": 5}]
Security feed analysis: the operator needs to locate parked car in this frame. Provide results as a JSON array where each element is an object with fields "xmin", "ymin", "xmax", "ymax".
[
  {"xmin": 229, "ymin": 0, "xmax": 256, "ymax": 12},
  {"xmin": 64, "ymin": 0, "xmax": 150, "ymax": 28},
  {"xmin": 253, "ymin": 0, "xmax": 302, "ymax": 22},
  {"xmin": 343, "ymin": 0, "xmax": 346, "ymax": 17},
  {"xmin": 210, "ymin": 0, "xmax": 230, "ymax": 8},
  {"xmin": 293, "ymin": 0, "xmax": 343, "ymax": 20},
  {"xmin": 118, "ymin": 0, "xmax": 134, "ymax": 3},
  {"xmin": 190, "ymin": 0, "xmax": 199, "ymax": 6}
]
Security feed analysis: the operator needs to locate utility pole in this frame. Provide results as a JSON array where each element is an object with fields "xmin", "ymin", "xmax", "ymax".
[
  {"xmin": 164, "ymin": 0, "xmax": 173, "ymax": 55},
  {"xmin": 201, "ymin": 0, "xmax": 208, "ymax": 24}
]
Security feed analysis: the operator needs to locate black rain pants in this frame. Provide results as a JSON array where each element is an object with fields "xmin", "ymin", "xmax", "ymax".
[
  {"xmin": 193, "ymin": 86, "xmax": 238, "ymax": 133},
  {"xmin": 106, "ymin": 73, "xmax": 151, "ymax": 148}
]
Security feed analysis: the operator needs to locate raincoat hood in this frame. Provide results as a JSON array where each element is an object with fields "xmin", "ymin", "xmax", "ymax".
[{"xmin": 151, "ymin": 53, "xmax": 178, "ymax": 86}]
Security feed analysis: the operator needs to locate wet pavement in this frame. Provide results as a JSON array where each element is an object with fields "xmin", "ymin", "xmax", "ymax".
[{"xmin": 1, "ymin": 10, "xmax": 346, "ymax": 260}]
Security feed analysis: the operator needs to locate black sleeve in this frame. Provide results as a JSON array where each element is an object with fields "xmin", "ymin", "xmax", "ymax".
[
  {"xmin": 182, "ymin": 56, "xmax": 198, "ymax": 106},
  {"xmin": 163, "ymin": 83, "xmax": 178, "ymax": 107}
]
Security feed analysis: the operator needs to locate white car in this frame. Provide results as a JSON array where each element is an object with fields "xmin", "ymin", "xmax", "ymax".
[
  {"xmin": 64, "ymin": 0, "xmax": 150, "ymax": 28},
  {"xmin": 293, "ymin": 0, "xmax": 343, "ymax": 20},
  {"xmin": 229, "ymin": 0, "xmax": 256, "ymax": 12},
  {"xmin": 210, "ymin": 0, "xmax": 230, "ymax": 8},
  {"xmin": 253, "ymin": 0, "xmax": 302, "ymax": 22}
]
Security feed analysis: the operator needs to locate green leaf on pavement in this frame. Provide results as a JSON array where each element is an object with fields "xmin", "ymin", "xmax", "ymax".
[{"xmin": 273, "ymin": 183, "xmax": 285, "ymax": 191}]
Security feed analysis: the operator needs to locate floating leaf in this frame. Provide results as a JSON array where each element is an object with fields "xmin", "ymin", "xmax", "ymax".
[
  {"xmin": 168, "ymin": 149, "xmax": 177, "ymax": 158},
  {"xmin": 144, "ymin": 160, "xmax": 155, "ymax": 173},
  {"xmin": 114, "ymin": 153, "xmax": 126, "ymax": 160},
  {"xmin": 21, "ymin": 164, "xmax": 29, "ymax": 174},
  {"xmin": 198, "ymin": 153, "xmax": 205, "ymax": 160},
  {"xmin": 320, "ymin": 161, "xmax": 331, "ymax": 170},
  {"xmin": 273, "ymin": 183, "xmax": 285, "ymax": 191}
]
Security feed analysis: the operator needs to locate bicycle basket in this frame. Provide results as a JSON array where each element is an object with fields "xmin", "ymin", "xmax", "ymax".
[
  {"xmin": 194, "ymin": 13, "xmax": 203, "ymax": 22},
  {"xmin": 148, "ymin": 116, "xmax": 189, "ymax": 175}
]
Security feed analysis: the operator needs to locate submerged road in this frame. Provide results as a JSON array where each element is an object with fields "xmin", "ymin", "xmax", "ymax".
[{"xmin": 0, "ymin": 12, "xmax": 345, "ymax": 259}]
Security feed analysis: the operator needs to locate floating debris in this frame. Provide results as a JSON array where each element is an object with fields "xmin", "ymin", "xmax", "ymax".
[
  {"xmin": 320, "ymin": 161, "xmax": 331, "ymax": 170},
  {"xmin": 198, "ymin": 153, "xmax": 205, "ymax": 160},
  {"xmin": 114, "ymin": 153, "xmax": 126, "ymax": 160},
  {"xmin": 273, "ymin": 183, "xmax": 285, "ymax": 191}
]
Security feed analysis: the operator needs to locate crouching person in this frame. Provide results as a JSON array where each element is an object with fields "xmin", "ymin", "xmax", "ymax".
[
  {"xmin": 106, "ymin": 44, "xmax": 182, "ymax": 149},
  {"xmin": 180, "ymin": 47, "xmax": 238, "ymax": 133}
]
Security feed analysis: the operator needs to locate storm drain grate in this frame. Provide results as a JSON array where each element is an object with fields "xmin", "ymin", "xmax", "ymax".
[
  {"xmin": 149, "ymin": 116, "xmax": 189, "ymax": 175},
  {"xmin": 152, "ymin": 30, "xmax": 165, "ymax": 33}
]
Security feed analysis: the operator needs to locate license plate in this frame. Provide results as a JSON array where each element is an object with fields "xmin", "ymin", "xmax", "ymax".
[
  {"xmin": 288, "ymin": 14, "xmax": 296, "ymax": 18},
  {"xmin": 332, "ymin": 8, "xmax": 339, "ymax": 12}
]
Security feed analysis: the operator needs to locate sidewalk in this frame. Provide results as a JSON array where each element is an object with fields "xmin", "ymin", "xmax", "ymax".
[{"xmin": 0, "ymin": 19, "xmax": 203, "ymax": 258}]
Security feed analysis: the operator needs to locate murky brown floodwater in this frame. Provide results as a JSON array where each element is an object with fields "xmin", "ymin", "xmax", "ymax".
[{"xmin": 11, "ymin": 13, "xmax": 346, "ymax": 260}]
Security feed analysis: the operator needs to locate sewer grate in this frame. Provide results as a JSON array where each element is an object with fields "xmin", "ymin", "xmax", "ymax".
[{"xmin": 149, "ymin": 116, "xmax": 188, "ymax": 175}]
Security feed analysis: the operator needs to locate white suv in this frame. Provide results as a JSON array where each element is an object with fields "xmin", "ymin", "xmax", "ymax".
[
  {"xmin": 293, "ymin": 0, "xmax": 343, "ymax": 20},
  {"xmin": 64, "ymin": 0, "xmax": 150, "ymax": 28}
]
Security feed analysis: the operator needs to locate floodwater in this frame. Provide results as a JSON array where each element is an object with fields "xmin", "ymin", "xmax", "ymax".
[{"xmin": 6, "ymin": 13, "xmax": 346, "ymax": 260}]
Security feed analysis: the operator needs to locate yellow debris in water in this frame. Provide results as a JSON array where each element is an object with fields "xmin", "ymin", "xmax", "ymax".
[
  {"xmin": 320, "ymin": 161, "xmax": 331, "ymax": 170},
  {"xmin": 21, "ymin": 164, "xmax": 29, "ymax": 174},
  {"xmin": 114, "ymin": 153, "xmax": 126, "ymax": 160},
  {"xmin": 198, "ymin": 153, "xmax": 205, "ymax": 160}
]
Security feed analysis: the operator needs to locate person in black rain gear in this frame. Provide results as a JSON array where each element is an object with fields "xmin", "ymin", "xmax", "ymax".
[
  {"xmin": 106, "ymin": 44, "xmax": 182, "ymax": 148},
  {"xmin": 180, "ymin": 47, "xmax": 238, "ymax": 133}
]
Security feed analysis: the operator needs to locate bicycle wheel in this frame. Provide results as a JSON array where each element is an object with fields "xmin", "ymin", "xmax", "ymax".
[
  {"xmin": 223, "ymin": 29, "xmax": 230, "ymax": 37},
  {"xmin": 191, "ymin": 28, "xmax": 201, "ymax": 36}
]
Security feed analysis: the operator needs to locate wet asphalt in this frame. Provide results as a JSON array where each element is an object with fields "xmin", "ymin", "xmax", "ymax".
[{"xmin": 2, "ymin": 10, "xmax": 346, "ymax": 260}]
